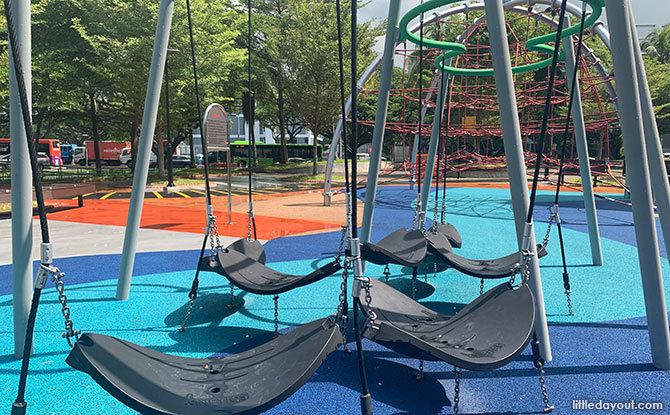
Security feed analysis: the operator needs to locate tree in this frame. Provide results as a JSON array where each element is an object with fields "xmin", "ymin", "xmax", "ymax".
[
  {"xmin": 284, "ymin": 0, "xmax": 381, "ymax": 175},
  {"xmin": 643, "ymin": 25, "xmax": 670, "ymax": 63}
]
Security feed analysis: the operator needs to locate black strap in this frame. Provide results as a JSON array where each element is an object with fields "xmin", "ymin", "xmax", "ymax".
[
  {"xmin": 247, "ymin": 0, "xmax": 257, "ymax": 240},
  {"xmin": 185, "ymin": 0, "xmax": 211, "ymax": 206},
  {"xmin": 335, "ymin": 0, "xmax": 350, "ymax": 192},
  {"xmin": 526, "ymin": 0, "xmax": 569, "ymax": 223},
  {"xmin": 416, "ymin": 9, "xmax": 424, "ymax": 198},
  {"xmin": 4, "ymin": 0, "xmax": 53, "ymax": 411},
  {"xmin": 441, "ymin": 75, "xmax": 453, "ymax": 224},
  {"xmin": 554, "ymin": 5, "xmax": 588, "ymax": 283}
]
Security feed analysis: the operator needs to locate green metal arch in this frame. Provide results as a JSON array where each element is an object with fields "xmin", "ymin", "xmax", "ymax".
[{"xmin": 398, "ymin": 0, "xmax": 604, "ymax": 75}]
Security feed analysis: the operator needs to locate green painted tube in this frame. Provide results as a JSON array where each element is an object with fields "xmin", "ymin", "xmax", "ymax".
[{"xmin": 398, "ymin": 0, "xmax": 604, "ymax": 75}]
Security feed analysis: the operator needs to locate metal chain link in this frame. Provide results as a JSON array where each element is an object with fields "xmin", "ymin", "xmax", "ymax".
[
  {"xmin": 336, "ymin": 259, "xmax": 351, "ymax": 353},
  {"xmin": 535, "ymin": 360, "xmax": 554, "ymax": 413},
  {"xmin": 228, "ymin": 283, "xmax": 237, "ymax": 309},
  {"xmin": 363, "ymin": 278, "xmax": 376, "ymax": 329},
  {"xmin": 415, "ymin": 359, "xmax": 425, "ymax": 380},
  {"xmin": 511, "ymin": 249, "xmax": 534, "ymax": 287},
  {"xmin": 432, "ymin": 190, "xmax": 439, "ymax": 231},
  {"xmin": 51, "ymin": 270, "xmax": 81, "ymax": 348},
  {"xmin": 453, "ymin": 367, "xmax": 462, "ymax": 414},
  {"xmin": 565, "ymin": 290, "xmax": 574, "ymax": 316},
  {"xmin": 480, "ymin": 278, "xmax": 485, "ymax": 296},
  {"xmin": 412, "ymin": 268, "xmax": 418, "ymax": 300},
  {"xmin": 179, "ymin": 298, "xmax": 195, "ymax": 332},
  {"xmin": 383, "ymin": 264, "xmax": 391, "ymax": 282},
  {"xmin": 273, "ymin": 294, "xmax": 279, "ymax": 336},
  {"xmin": 336, "ymin": 225, "xmax": 347, "ymax": 263},
  {"xmin": 208, "ymin": 214, "xmax": 224, "ymax": 255},
  {"xmin": 441, "ymin": 199, "xmax": 447, "ymax": 224},
  {"xmin": 247, "ymin": 204, "xmax": 254, "ymax": 241},
  {"xmin": 542, "ymin": 211, "xmax": 556, "ymax": 249}
]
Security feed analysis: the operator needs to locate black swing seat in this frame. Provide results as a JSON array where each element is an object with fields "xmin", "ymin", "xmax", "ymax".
[
  {"xmin": 66, "ymin": 318, "xmax": 344, "ymax": 415},
  {"xmin": 199, "ymin": 238, "xmax": 267, "ymax": 274},
  {"xmin": 361, "ymin": 228, "xmax": 427, "ymax": 267},
  {"xmin": 227, "ymin": 238, "xmax": 267, "ymax": 264},
  {"xmin": 202, "ymin": 247, "xmax": 341, "ymax": 295},
  {"xmin": 434, "ymin": 222, "xmax": 462, "ymax": 249},
  {"xmin": 359, "ymin": 278, "xmax": 535, "ymax": 371},
  {"xmin": 424, "ymin": 230, "xmax": 547, "ymax": 279}
]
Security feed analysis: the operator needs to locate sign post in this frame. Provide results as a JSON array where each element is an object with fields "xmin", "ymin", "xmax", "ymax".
[{"xmin": 203, "ymin": 103, "xmax": 233, "ymax": 224}]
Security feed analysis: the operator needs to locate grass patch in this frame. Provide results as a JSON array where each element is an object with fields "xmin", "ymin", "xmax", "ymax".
[
  {"xmin": 278, "ymin": 174, "xmax": 345, "ymax": 182},
  {"xmin": 0, "ymin": 201, "xmax": 37, "ymax": 212}
]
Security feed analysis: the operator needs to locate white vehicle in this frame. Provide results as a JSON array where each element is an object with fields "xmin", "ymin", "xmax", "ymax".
[
  {"xmin": 119, "ymin": 147, "xmax": 157, "ymax": 169},
  {"xmin": 72, "ymin": 147, "xmax": 86, "ymax": 165}
]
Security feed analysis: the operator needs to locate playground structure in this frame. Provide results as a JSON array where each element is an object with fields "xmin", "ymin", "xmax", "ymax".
[{"xmin": 7, "ymin": 0, "xmax": 670, "ymax": 414}]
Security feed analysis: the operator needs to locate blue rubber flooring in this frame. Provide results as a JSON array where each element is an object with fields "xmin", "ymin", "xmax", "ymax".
[{"xmin": 2, "ymin": 185, "xmax": 670, "ymax": 414}]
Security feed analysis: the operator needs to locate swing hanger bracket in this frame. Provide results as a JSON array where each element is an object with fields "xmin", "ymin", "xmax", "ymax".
[{"xmin": 553, "ymin": 204, "xmax": 560, "ymax": 224}]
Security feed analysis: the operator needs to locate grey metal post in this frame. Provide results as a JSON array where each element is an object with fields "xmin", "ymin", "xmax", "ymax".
[
  {"xmin": 360, "ymin": 0, "xmax": 401, "ymax": 245},
  {"xmin": 10, "ymin": 0, "xmax": 33, "ymax": 358},
  {"xmin": 408, "ymin": 74, "xmax": 440, "ymax": 191},
  {"xmin": 117, "ymin": 0, "xmax": 175, "ymax": 300},
  {"xmin": 606, "ymin": 0, "xmax": 670, "ymax": 369},
  {"xmin": 562, "ymin": 30, "xmax": 603, "ymax": 266},
  {"xmin": 226, "ymin": 149, "xmax": 233, "ymax": 224},
  {"xmin": 484, "ymin": 0, "xmax": 551, "ymax": 360},
  {"xmin": 629, "ymin": 12, "xmax": 670, "ymax": 266},
  {"xmin": 420, "ymin": 61, "xmax": 451, "ymax": 216},
  {"xmin": 323, "ymin": 56, "xmax": 382, "ymax": 206}
]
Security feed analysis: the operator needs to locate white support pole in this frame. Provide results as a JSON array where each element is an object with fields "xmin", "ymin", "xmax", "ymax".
[
  {"xmin": 420, "ymin": 61, "xmax": 451, "ymax": 214},
  {"xmin": 117, "ymin": 0, "xmax": 175, "ymax": 300},
  {"xmin": 562, "ymin": 30, "xmax": 603, "ymax": 266},
  {"xmin": 628, "ymin": 11, "xmax": 670, "ymax": 267},
  {"xmin": 360, "ymin": 0, "xmax": 402, "ymax": 245},
  {"xmin": 484, "ymin": 0, "xmax": 551, "ymax": 361},
  {"xmin": 606, "ymin": 0, "xmax": 670, "ymax": 369},
  {"xmin": 10, "ymin": 0, "xmax": 33, "ymax": 359}
]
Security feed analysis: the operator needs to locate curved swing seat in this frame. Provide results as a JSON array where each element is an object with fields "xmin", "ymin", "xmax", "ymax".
[
  {"xmin": 204, "ymin": 248, "xmax": 342, "ymax": 295},
  {"xmin": 359, "ymin": 278, "xmax": 535, "ymax": 371},
  {"xmin": 66, "ymin": 318, "xmax": 344, "ymax": 415},
  {"xmin": 361, "ymin": 228, "xmax": 427, "ymax": 267},
  {"xmin": 226, "ymin": 238, "xmax": 267, "ymax": 264},
  {"xmin": 425, "ymin": 230, "xmax": 547, "ymax": 279},
  {"xmin": 434, "ymin": 222, "xmax": 462, "ymax": 249}
]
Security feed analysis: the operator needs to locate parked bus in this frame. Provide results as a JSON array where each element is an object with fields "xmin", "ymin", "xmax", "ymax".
[
  {"xmin": 0, "ymin": 138, "xmax": 62, "ymax": 165},
  {"xmin": 208, "ymin": 141, "xmax": 323, "ymax": 167}
]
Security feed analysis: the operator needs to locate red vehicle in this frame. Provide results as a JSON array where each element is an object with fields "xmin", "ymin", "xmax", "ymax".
[
  {"xmin": 77, "ymin": 141, "xmax": 129, "ymax": 166},
  {"xmin": 0, "ymin": 138, "xmax": 62, "ymax": 166}
]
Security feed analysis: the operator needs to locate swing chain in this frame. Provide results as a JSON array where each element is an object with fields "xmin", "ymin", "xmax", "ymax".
[
  {"xmin": 383, "ymin": 264, "xmax": 391, "ymax": 282},
  {"xmin": 208, "ymin": 211, "xmax": 224, "ymax": 256},
  {"xmin": 336, "ymin": 225, "xmax": 347, "ymax": 263},
  {"xmin": 415, "ymin": 359, "xmax": 425, "ymax": 380},
  {"xmin": 336, "ymin": 260, "xmax": 351, "ymax": 352},
  {"xmin": 363, "ymin": 278, "xmax": 377, "ymax": 330},
  {"xmin": 432, "ymin": 191, "xmax": 439, "ymax": 229},
  {"xmin": 441, "ymin": 199, "xmax": 447, "ymax": 224},
  {"xmin": 534, "ymin": 359, "xmax": 554, "ymax": 413},
  {"xmin": 412, "ymin": 268, "xmax": 418, "ymax": 300},
  {"xmin": 179, "ymin": 298, "xmax": 195, "ymax": 332},
  {"xmin": 453, "ymin": 367, "xmax": 462, "ymax": 414},
  {"xmin": 337, "ymin": 260, "xmax": 349, "ymax": 321},
  {"xmin": 51, "ymin": 269, "xmax": 81, "ymax": 348},
  {"xmin": 247, "ymin": 203, "xmax": 254, "ymax": 241},
  {"xmin": 542, "ymin": 209, "xmax": 556, "ymax": 249},
  {"xmin": 273, "ymin": 294, "xmax": 279, "ymax": 336},
  {"xmin": 479, "ymin": 278, "xmax": 485, "ymax": 296},
  {"xmin": 511, "ymin": 248, "xmax": 534, "ymax": 286},
  {"xmin": 565, "ymin": 290, "xmax": 574, "ymax": 316}
]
